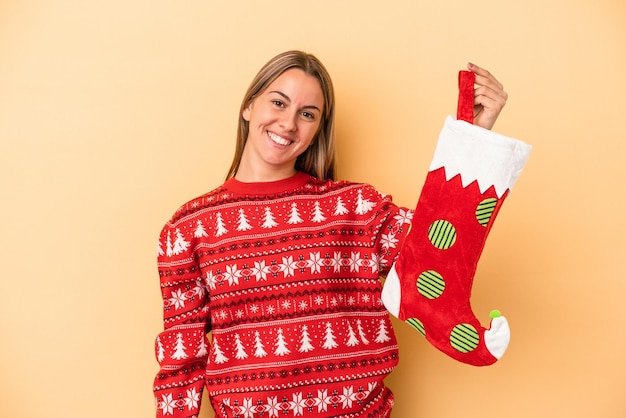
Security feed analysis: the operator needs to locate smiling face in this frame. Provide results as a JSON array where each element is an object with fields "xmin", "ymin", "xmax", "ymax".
[{"xmin": 237, "ymin": 68, "xmax": 325, "ymax": 182}]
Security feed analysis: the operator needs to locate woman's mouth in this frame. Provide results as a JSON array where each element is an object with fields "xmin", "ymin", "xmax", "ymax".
[{"xmin": 268, "ymin": 131, "xmax": 292, "ymax": 146}]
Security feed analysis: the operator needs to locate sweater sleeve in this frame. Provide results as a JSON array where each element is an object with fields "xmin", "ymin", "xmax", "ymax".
[
  {"xmin": 153, "ymin": 221, "xmax": 210, "ymax": 417},
  {"xmin": 362, "ymin": 186, "xmax": 414, "ymax": 279}
]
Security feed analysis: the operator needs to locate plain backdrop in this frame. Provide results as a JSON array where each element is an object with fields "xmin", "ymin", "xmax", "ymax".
[{"xmin": 1, "ymin": 0, "xmax": 625, "ymax": 417}]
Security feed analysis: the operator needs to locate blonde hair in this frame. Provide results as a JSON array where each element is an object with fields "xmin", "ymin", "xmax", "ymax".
[{"xmin": 226, "ymin": 50, "xmax": 336, "ymax": 181}]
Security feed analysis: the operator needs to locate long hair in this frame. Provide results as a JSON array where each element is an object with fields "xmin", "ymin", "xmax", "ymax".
[{"xmin": 225, "ymin": 50, "xmax": 336, "ymax": 181}]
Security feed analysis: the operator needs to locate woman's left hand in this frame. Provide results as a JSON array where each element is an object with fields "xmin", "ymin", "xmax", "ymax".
[{"xmin": 467, "ymin": 63, "xmax": 508, "ymax": 130}]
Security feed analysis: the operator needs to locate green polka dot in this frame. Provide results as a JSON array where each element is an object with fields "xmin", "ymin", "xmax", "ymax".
[
  {"xmin": 417, "ymin": 270, "xmax": 445, "ymax": 299},
  {"xmin": 406, "ymin": 318, "xmax": 425, "ymax": 336},
  {"xmin": 427, "ymin": 220, "xmax": 456, "ymax": 249},
  {"xmin": 450, "ymin": 323, "xmax": 480, "ymax": 353},
  {"xmin": 476, "ymin": 198, "xmax": 498, "ymax": 226}
]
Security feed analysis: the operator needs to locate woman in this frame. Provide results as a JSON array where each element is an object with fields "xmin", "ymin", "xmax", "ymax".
[{"xmin": 153, "ymin": 50, "xmax": 524, "ymax": 417}]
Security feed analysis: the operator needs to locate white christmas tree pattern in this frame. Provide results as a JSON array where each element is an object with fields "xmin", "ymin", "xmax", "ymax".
[
  {"xmin": 262, "ymin": 207, "xmax": 278, "ymax": 228},
  {"xmin": 311, "ymin": 201, "xmax": 326, "ymax": 222},
  {"xmin": 156, "ymin": 337, "xmax": 165, "ymax": 362},
  {"xmin": 165, "ymin": 231, "xmax": 173, "ymax": 256},
  {"xmin": 196, "ymin": 338, "xmax": 208, "ymax": 358},
  {"xmin": 273, "ymin": 328, "xmax": 291, "ymax": 356},
  {"xmin": 334, "ymin": 196, "xmax": 349, "ymax": 215},
  {"xmin": 215, "ymin": 212, "xmax": 228, "ymax": 237},
  {"xmin": 212, "ymin": 337, "xmax": 228, "ymax": 364},
  {"xmin": 355, "ymin": 190, "xmax": 375, "ymax": 215},
  {"xmin": 194, "ymin": 219, "xmax": 208, "ymax": 238},
  {"xmin": 236, "ymin": 209, "xmax": 253, "ymax": 231},
  {"xmin": 287, "ymin": 202, "xmax": 304, "ymax": 224},
  {"xmin": 164, "ymin": 228, "xmax": 191, "ymax": 257},
  {"xmin": 356, "ymin": 319, "xmax": 370, "ymax": 344},
  {"xmin": 298, "ymin": 325, "xmax": 315, "ymax": 352},
  {"xmin": 322, "ymin": 322, "xmax": 339, "ymax": 349},
  {"xmin": 171, "ymin": 332, "xmax": 188, "ymax": 360},
  {"xmin": 172, "ymin": 228, "xmax": 190, "ymax": 255},
  {"xmin": 253, "ymin": 331, "xmax": 268, "ymax": 358},
  {"xmin": 346, "ymin": 322, "xmax": 360, "ymax": 347},
  {"xmin": 160, "ymin": 186, "xmax": 397, "ymax": 246},
  {"xmin": 234, "ymin": 333, "xmax": 249, "ymax": 360},
  {"xmin": 374, "ymin": 319, "xmax": 391, "ymax": 343},
  {"xmin": 182, "ymin": 318, "xmax": 390, "ymax": 369}
]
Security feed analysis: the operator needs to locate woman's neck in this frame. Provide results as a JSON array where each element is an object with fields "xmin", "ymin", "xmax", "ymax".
[{"xmin": 234, "ymin": 165, "xmax": 297, "ymax": 183}]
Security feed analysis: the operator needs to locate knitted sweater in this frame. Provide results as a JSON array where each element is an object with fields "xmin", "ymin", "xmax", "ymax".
[{"xmin": 154, "ymin": 171, "xmax": 413, "ymax": 417}]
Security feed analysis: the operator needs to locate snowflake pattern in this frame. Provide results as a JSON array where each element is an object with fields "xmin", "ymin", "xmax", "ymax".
[
  {"xmin": 214, "ymin": 383, "xmax": 381, "ymax": 417},
  {"xmin": 182, "ymin": 251, "xmax": 384, "ymax": 298}
]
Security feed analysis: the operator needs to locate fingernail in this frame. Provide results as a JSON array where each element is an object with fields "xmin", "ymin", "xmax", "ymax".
[{"xmin": 468, "ymin": 62, "xmax": 475, "ymax": 68}]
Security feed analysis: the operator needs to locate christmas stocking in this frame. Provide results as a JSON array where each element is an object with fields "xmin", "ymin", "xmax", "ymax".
[{"xmin": 382, "ymin": 70, "xmax": 532, "ymax": 366}]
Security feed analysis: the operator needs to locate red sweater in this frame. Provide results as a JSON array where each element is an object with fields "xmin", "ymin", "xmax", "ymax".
[{"xmin": 154, "ymin": 171, "xmax": 413, "ymax": 417}]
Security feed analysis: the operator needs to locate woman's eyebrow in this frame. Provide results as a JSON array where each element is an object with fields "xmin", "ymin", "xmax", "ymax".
[{"xmin": 269, "ymin": 90, "xmax": 321, "ymax": 112}]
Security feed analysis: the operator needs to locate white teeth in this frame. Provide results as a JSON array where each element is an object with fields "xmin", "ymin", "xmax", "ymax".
[{"xmin": 268, "ymin": 132, "xmax": 291, "ymax": 146}]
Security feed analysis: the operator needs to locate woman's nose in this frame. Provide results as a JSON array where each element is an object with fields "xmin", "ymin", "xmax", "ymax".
[{"xmin": 279, "ymin": 111, "xmax": 297, "ymax": 131}]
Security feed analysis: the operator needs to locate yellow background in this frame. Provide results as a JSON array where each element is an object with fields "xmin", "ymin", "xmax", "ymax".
[{"xmin": 2, "ymin": 0, "xmax": 625, "ymax": 417}]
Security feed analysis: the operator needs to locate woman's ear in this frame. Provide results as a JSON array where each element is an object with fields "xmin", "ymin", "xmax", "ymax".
[{"xmin": 242, "ymin": 101, "xmax": 253, "ymax": 121}]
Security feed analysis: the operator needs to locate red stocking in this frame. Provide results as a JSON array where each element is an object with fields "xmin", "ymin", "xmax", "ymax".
[{"xmin": 382, "ymin": 70, "xmax": 531, "ymax": 366}]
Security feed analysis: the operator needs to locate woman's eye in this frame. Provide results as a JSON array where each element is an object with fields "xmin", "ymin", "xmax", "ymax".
[
  {"xmin": 300, "ymin": 111, "xmax": 314, "ymax": 119},
  {"xmin": 272, "ymin": 100, "xmax": 284, "ymax": 107}
]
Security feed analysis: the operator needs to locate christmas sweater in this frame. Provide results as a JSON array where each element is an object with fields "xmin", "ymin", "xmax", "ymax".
[{"xmin": 154, "ymin": 170, "xmax": 413, "ymax": 417}]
